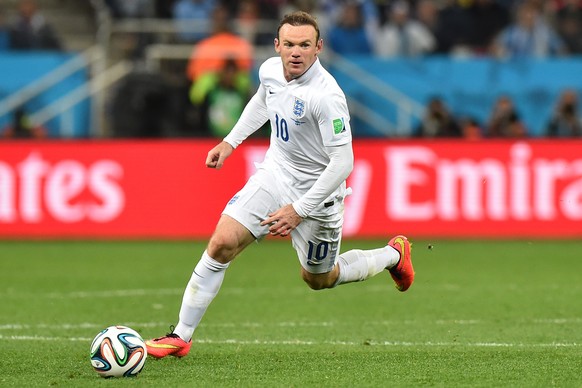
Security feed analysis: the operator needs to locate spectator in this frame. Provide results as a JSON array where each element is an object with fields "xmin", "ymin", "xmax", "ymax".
[
  {"xmin": 553, "ymin": 0, "xmax": 582, "ymax": 53},
  {"xmin": 486, "ymin": 95, "xmax": 528, "ymax": 138},
  {"xmin": 375, "ymin": 0, "xmax": 436, "ymax": 57},
  {"xmin": 415, "ymin": 97, "xmax": 462, "ymax": 137},
  {"xmin": 526, "ymin": 0, "xmax": 553, "ymax": 15},
  {"xmin": 546, "ymin": 89, "xmax": 582, "ymax": 137},
  {"xmin": 497, "ymin": 0, "xmax": 519, "ymax": 9},
  {"xmin": 494, "ymin": 2, "xmax": 566, "ymax": 58},
  {"xmin": 327, "ymin": 2, "xmax": 374, "ymax": 55},
  {"xmin": 465, "ymin": 0, "xmax": 511, "ymax": 55},
  {"xmin": 0, "ymin": 8, "xmax": 10, "ymax": 50},
  {"xmin": 109, "ymin": 72, "xmax": 183, "ymax": 138},
  {"xmin": 2, "ymin": 107, "xmax": 47, "ymax": 139},
  {"xmin": 104, "ymin": 0, "xmax": 156, "ymax": 19},
  {"xmin": 414, "ymin": 0, "xmax": 440, "ymax": 37},
  {"xmin": 459, "ymin": 116, "xmax": 483, "ymax": 140},
  {"xmin": 235, "ymin": 0, "xmax": 272, "ymax": 46},
  {"xmin": 8, "ymin": 0, "xmax": 62, "ymax": 50},
  {"xmin": 256, "ymin": 0, "xmax": 284, "ymax": 20},
  {"xmin": 433, "ymin": 0, "xmax": 473, "ymax": 54},
  {"xmin": 280, "ymin": 0, "xmax": 331, "ymax": 35},
  {"xmin": 154, "ymin": 0, "xmax": 176, "ymax": 18},
  {"xmin": 280, "ymin": 0, "xmax": 319, "ymax": 17},
  {"xmin": 186, "ymin": 5, "xmax": 253, "ymax": 82},
  {"xmin": 189, "ymin": 58, "xmax": 252, "ymax": 137},
  {"xmin": 172, "ymin": 0, "xmax": 217, "ymax": 43},
  {"xmin": 104, "ymin": 0, "xmax": 157, "ymax": 60}
]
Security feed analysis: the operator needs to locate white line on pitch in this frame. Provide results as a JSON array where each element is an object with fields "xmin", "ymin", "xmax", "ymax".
[
  {"xmin": 0, "ymin": 284, "xmax": 468, "ymax": 300},
  {"xmin": 0, "ymin": 320, "xmax": 478, "ymax": 331},
  {"xmin": 0, "ymin": 322, "xmax": 170, "ymax": 330},
  {"xmin": 0, "ymin": 334, "xmax": 579, "ymax": 348},
  {"xmin": 6, "ymin": 283, "xmax": 577, "ymax": 300},
  {"xmin": 0, "ymin": 287, "xmax": 302, "ymax": 299},
  {"xmin": 2, "ymin": 317, "xmax": 582, "ymax": 332}
]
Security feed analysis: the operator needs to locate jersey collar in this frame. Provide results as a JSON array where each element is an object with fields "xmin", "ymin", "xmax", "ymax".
[{"xmin": 289, "ymin": 57, "xmax": 320, "ymax": 85}]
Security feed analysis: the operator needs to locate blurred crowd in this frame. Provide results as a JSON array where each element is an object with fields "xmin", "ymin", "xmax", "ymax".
[
  {"xmin": 0, "ymin": 0, "xmax": 61, "ymax": 51},
  {"xmin": 96, "ymin": 0, "xmax": 582, "ymax": 58},
  {"xmin": 1, "ymin": 0, "xmax": 582, "ymax": 139},
  {"xmin": 414, "ymin": 91, "xmax": 582, "ymax": 139}
]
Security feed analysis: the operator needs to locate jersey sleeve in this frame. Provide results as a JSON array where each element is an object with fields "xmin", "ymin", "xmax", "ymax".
[
  {"xmin": 314, "ymin": 88, "xmax": 352, "ymax": 147},
  {"xmin": 292, "ymin": 143, "xmax": 354, "ymax": 217},
  {"xmin": 223, "ymin": 82, "xmax": 268, "ymax": 148}
]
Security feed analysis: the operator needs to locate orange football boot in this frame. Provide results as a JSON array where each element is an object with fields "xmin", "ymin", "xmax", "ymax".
[
  {"xmin": 145, "ymin": 330, "xmax": 191, "ymax": 359},
  {"xmin": 388, "ymin": 235, "xmax": 414, "ymax": 292}
]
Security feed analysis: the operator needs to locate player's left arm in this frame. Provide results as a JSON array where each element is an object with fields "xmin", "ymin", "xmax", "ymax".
[
  {"xmin": 291, "ymin": 86, "xmax": 353, "ymax": 217},
  {"xmin": 292, "ymin": 143, "xmax": 353, "ymax": 218},
  {"xmin": 261, "ymin": 143, "xmax": 354, "ymax": 236},
  {"xmin": 261, "ymin": 85, "xmax": 353, "ymax": 236}
]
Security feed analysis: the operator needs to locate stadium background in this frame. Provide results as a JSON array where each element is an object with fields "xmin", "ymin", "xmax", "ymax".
[
  {"xmin": 1, "ymin": 0, "xmax": 581, "ymax": 240},
  {"xmin": 2, "ymin": 2, "xmax": 582, "ymax": 386}
]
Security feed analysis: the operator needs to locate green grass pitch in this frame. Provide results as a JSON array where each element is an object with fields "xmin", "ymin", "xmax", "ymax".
[{"xmin": 1, "ymin": 239, "xmax": 581, "ymax": 387}]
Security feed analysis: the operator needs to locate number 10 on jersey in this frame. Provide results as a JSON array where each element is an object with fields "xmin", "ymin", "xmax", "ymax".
[{"xmin": 275, "ymin": 114, "xmax": 289, "ymax": 142}]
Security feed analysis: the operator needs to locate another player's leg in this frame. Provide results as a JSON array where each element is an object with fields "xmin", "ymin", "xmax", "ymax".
[{"xmin": 146, "ymin": 215, "xmax": 255, "ymax": 359}]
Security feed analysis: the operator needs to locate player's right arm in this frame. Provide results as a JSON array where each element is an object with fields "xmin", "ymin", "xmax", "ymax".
[
  {"xmin": 206, "ymin": 141, "xmax": 234, "ymax": 169},
  {"xmin": 207, "ymin": 59, "xmax": 272, "ymax": 169},
  {"xmin": 223, "ymin": 82, "xmax": 269, "ymax": 149}
]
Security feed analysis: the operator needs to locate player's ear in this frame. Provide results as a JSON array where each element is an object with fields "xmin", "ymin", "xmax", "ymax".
[
  {"xmin": 316, "ymin": 38, "xmax": 323, "ymax": 54},
  {"xmin": 274, "ymin": 37, "xmax": 281, "ymax": 53}
]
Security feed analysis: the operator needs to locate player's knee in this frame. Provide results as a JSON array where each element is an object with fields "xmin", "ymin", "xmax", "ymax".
[
  {"xmin": 302, "ymin": 277, "xmax": 326, "ymax": 290},
  {"xmin": 207, "ymin": 234, "xmax": 238, "ymax": 264},
  {"xmin": 301, "ymin": 269, "xmax": 334, "ymax": 290}
]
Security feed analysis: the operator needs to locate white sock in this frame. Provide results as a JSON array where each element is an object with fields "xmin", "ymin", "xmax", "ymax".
[
  {"xmin": 174, "ymin": 251, "xmax": 229, "ymax": 341},
  {"xmin": 334, "ymin": 246, "xmax": 400, "ymax": 286}
]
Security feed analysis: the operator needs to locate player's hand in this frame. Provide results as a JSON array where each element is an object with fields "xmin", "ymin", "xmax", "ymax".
[
  {"xmin": 206, "ymin": 141, "xmax": 234, "ymax": 169},
  {"xmin": 260, "ymin": 204, "xmax": 303, "ymax": 237}
]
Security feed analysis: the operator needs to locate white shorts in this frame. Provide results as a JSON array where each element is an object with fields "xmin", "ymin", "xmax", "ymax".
[{"xmin": 222, "ymin": 168, "xmax": 344, "ymax": 274}]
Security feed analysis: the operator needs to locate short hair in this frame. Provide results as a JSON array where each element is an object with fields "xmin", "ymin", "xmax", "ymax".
[{"xmin": 277, "ymin": 11, "xmax": 320, "ymax": 42}]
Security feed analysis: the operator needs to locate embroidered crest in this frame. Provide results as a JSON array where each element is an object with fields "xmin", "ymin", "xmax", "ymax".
[{"xmin": 292, "ymin": 97, "xmax": 306, "ymax": 120}]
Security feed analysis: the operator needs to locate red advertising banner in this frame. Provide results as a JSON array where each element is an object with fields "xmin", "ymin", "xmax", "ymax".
[{"xmin": 0, "ymin": 140, "xmax": 581, "ymax": 239}]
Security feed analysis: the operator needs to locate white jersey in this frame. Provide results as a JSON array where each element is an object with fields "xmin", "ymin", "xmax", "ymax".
[{"xmin": 225, "ymin": 56, "xmax": 353, "ymax": 215}]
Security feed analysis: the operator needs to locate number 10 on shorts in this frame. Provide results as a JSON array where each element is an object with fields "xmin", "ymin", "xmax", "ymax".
[{"xmin": 306, "ymin": 241, "xmax": 329, "ymax": 265}]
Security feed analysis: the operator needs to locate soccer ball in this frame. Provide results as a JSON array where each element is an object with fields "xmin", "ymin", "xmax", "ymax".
[{"xmin": 90, "ymin": 325, "xmax": 147, "ymax": 378}]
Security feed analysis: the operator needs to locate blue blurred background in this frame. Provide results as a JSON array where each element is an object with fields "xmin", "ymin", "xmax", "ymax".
[{"xmin": 1, "ymin": 0, "xmax": 581, "ymax": 140}]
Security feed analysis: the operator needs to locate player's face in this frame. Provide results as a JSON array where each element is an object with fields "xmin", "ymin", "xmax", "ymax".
[{"xmin": 275, "ymin": 24, "xmax": 322, "ymax": 82}]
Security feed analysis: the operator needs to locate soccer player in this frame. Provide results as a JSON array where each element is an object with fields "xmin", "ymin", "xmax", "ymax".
[{"xmin": 146, "ymin": 10, "xmax": 414, "ymax": 358}]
